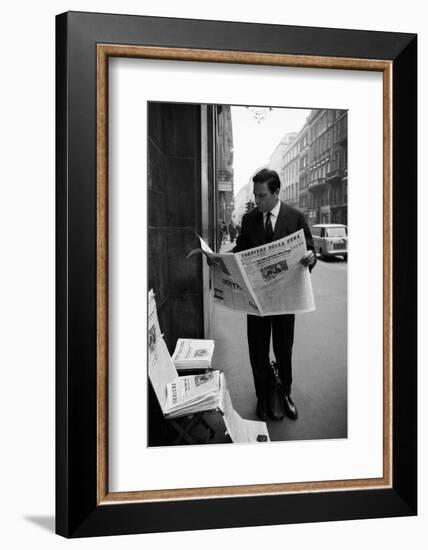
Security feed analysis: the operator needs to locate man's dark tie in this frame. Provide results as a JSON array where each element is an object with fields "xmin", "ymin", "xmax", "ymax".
[{"xmin": 265, "ymin": 211, "xmax": 273, "ymax": 243}]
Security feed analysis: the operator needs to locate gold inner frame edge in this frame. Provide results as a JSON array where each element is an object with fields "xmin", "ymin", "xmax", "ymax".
[{"xmin": 96, "ymin": 44, "xmax": 393, "ymax": 504}]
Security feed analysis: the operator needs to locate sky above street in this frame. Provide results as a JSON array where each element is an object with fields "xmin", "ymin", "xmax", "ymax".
[{"xmin": 231, "ymin": 106, "xmax": 311, "ymax": 195}]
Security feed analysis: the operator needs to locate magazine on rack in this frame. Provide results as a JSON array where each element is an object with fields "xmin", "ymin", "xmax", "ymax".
[
  {"xmin": 148, "ymin": 290, "xmax": 223, "ymax": 419},
  {"xmin": 172, "ymin": 338, "xmax": 215, "ymax": 371},
  {"xmin": 148, "ymin": 290, "xmax": 269, "ymax": 441},
  {"xmin": 164, "ymin": 370, "xmax": 224, "ymax": 418},
  {"xmin": 187, "ymin": 229, "xmax": 315, "ymax": 316}
]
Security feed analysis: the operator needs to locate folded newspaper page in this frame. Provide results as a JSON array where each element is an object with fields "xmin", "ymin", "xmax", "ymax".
[
  {"xmin": 187, "ymin": 229, "xmax": 315, "ymax": 315},
  {"xmin": 148, "ymin": 290, "xmax": 177, "ymax": 412},
  {"xmin": 172, "ymin": 338, "xmax": 215, "ymax": 371},
  {"xmin": 189, "ymin": 236, "xmax": 260, "ymax": 314},
  {"xmin": 222, "ymin": 377, "xmax": 270, "ymax": 443}
]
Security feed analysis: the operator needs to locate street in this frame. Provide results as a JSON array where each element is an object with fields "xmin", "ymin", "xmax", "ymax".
[{"xmin": 211, "ymin": 256, "xmax": 348, "ymax": 442}]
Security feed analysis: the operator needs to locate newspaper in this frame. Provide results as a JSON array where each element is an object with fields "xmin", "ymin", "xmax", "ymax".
[
  {"xmin": 164, "ymin": 371, "xmax": 223, "ymax": 418},
  {"xmin": 172, "ymin": 338, "xmax": 215, "ymax": 371},
  {"xmin": 222, "ymin": 377, "xmax": 270, "ymax": 443},
  {"xmin": 188, "ymin": 229, "xmax": 315, "ymax": 315},
  {"xmin": 148, "ymin": 290, "xmax": 177, "ymax": 412},
  {"xmin": 148, "ymin": 290, "xmax": 269, "ymax": 441}
]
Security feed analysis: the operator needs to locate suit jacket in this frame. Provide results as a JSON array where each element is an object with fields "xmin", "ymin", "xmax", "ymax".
[{"xmin": 234, "ymin": 202, "xmax": 316, "ymax": 271}]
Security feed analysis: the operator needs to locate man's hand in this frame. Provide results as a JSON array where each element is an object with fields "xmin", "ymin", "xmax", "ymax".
[{"xmin": 300, "ymin": 251, "xmax": 316, "ymax": 268}]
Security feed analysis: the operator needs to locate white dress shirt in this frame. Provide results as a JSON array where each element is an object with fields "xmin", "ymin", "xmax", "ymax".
[{"xmin": 263, "ymin": 199, "xmax": 281, "ymax": 231}]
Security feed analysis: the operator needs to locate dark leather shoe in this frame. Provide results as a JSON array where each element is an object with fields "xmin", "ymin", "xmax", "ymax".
[
  {"xmin": 284, "ymin": 394, "xmax": 298, "ymax": 420},
  {"xmin": 256, "ymin": 399, "xmax": 268, "ymax": 421}
]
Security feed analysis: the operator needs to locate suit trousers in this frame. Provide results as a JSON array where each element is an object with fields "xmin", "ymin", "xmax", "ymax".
[{"xmin": 247, "ymin": 314, "xmax": 295, "ymax": 401}]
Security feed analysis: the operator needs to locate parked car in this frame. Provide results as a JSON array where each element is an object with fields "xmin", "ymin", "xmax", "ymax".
[{"xmin": 311, "ymin": 223, "xmax": 348, "ymax": 260}]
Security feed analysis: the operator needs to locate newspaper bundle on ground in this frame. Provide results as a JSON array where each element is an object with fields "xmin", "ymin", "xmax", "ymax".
[
  {"xmin": 148, "ymin": 290, "xmax": 269, "ymax": 442},
  {"xmin": 172, "ymin": 338, "xmax": 215, "ymax": 371},
  {"xmin": 187, "ymin": 229, "xmax": 315, "ymax": 315}
]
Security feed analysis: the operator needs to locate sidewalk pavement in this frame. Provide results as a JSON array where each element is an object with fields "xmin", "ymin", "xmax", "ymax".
[{"xmin": 211, "ymin": 259, "xmax": 347, "ymax": 442}]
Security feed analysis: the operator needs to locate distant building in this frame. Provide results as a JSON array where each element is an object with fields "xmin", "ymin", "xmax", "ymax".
[
  {"xmin": 267, "ymin": 109, "xmax": 347, "ymax": 227},
  {"xmin": 269, "ymin": 132, "xmax": 298, "ymax": 197},
  {"xmin": 271, "ymin": 126, "xmax": 309, "ymax": 212},
  {"xmin": 233, "ymin": 165, "xmax": 267, "ymax": 224},
  {"xmin": 325, "ymin": 111, "xmax": 347, "ymax": 225},
  {"xmin": 295, "ymin": 127, "xmax": 310, "ymax": 212},
  {"xmin": 233, "ymin": 181, "xmax": 253, "ymax": 223},
  {"xmin": 306, "ymin": 109, "xmax": 347, "ymax": 226}
]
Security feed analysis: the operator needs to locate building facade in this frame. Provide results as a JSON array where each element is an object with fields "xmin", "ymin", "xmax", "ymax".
[
  {"xmin": 325, "ymin": 110, "xmax": 347, "ymax": 225},
  {"xmin": 269, "ymin": 132, "xmax": 298, "ymax": 207},
  {"xmin": 306, "ymin": 109, "xmax": 348, "ymax": 226},
  {"xmin": 268, "ymin": 109, "xmax": 348, "ymax": 228}
]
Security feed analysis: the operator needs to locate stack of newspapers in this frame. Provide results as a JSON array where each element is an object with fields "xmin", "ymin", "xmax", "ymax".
[
  {"xmin": 172, "ymin": 338, "xmax": 215, "ymax": 371},
  {"xmin": 149, "ymin": 289, "xmax": 270, "ymax": 442},
  {"xmin": 164, "ymin": 370, "xmax": 224, "ymax": 418}
]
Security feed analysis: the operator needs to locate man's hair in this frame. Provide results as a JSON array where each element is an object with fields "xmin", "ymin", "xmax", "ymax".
[{"xmin": 252, "ymin": 168, "xmax": 281, "ymax": 194}]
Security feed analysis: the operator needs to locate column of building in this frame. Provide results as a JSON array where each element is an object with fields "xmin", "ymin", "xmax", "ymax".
[{"xmin": 216, "ymin": 106, "xmax": 234, "ymax": 233}]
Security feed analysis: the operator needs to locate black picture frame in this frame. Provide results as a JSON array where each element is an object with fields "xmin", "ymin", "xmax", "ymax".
[{"xmin": 56, "ymin": 11, "xmax": 417, "ymax": 538}]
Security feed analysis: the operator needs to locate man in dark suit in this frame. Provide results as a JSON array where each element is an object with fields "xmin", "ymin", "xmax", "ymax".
[{"xmin": 234, "ymin": 168, "xmax": 316, "ymax": 421}]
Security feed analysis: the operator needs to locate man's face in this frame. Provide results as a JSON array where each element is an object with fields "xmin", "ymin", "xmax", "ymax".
[{"xmin": 253, "ymin": 182, "xmax": 279, "ymax": 213}]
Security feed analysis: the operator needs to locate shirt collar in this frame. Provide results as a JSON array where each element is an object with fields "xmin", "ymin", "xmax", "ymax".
[{"xmin": 264, "ymin": 199, "xmax": 281, "ymax": 218}]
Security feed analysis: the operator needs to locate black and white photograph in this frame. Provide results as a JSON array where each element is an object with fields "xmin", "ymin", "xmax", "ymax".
[
  {"xmin": 147, "ymin": 102, "xmax": 348, "ymax": 446},
  {"xmin": 0, "ymin": 0, "xmax": 420, "ymax": 545}
]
